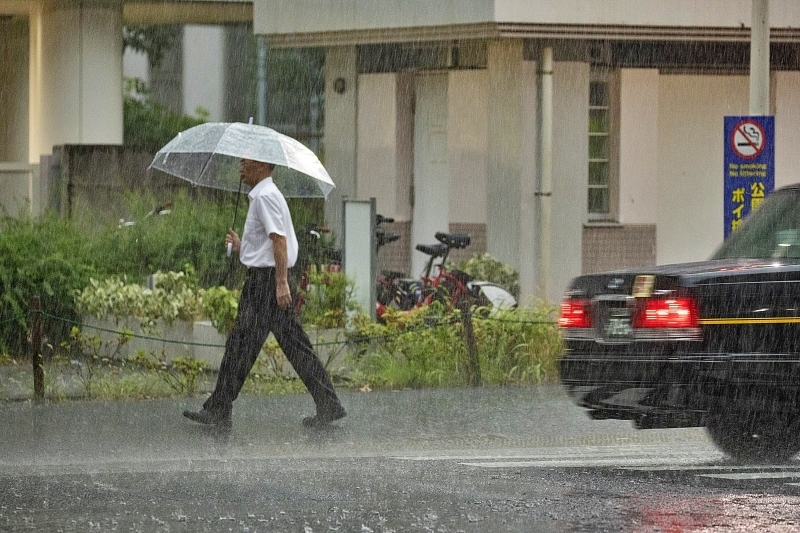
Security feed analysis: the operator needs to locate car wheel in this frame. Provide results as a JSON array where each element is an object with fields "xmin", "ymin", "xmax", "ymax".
[{"xmin": 706, "ymin": 409, "xmax": 800, "ymax": 463}]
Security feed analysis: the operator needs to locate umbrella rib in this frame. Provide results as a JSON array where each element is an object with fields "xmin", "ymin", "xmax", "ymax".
[{"xmin": 196, "ymin": 127, "xmax": 232, "ymax": 185}]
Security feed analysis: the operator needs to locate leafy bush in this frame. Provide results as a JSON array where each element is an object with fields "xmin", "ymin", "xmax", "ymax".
[
  {"xmin": 473, "ymin": 303, "xmax": 562, "ymax": 384},
  {"xmin": 123, "ymin": 78, "xmax": 208, "ymax": 151},
  {"xmin": 74, "ymin": 266, "xmax": 239, "ymax": 335},
  {"xmin": 346, "ymin": 301, "xmax": 561, "ymax": 390},
  {"xmin": 129, "ymin": 350, "xmax": 208, "ymax": 396},
  {"xmin": 452, "ymin": 253, "xmax": 520, "ymax": 299},
  {"xmin": 298, "ymin": 270, "xmax": 354, "ymax": 328},
  {"xmin": 59, "ymin": 326, "xmax": 133, "ymax": 397},
  {"xmin": 80, "ymin": 190, "xmax": 325, "ymax": 291},
  {"xmin": 84, "ymin": 190, "xmax": 246, "ymax": 289},
  {"xmin": 0, "ymin": 213, "xmax": 97, "ymax": 355}
]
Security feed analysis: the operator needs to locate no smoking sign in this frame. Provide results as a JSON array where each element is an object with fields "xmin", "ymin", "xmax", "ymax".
[
  {"xmin": 730, "ymin": 119, "xmax": 766, "ymax": 159},
  {"xmin": 723, "ymin": 115, "xmax": 774, "ymax": 239}
]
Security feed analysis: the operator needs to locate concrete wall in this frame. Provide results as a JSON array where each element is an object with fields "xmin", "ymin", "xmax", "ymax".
[
  {"xmin": 29, "ymin": 1, "xmax": 124, "ymax": 164},
  {"xmin": 183, "ymin": 25, "xmax": 225, "ymax": 121},
  {"xmin": 323, "ymin": 46, "xmax": 358, "ymax": 239},
  {"xmin": 448, "ymin": 69, "xmax": 488, "ymax": 224},
  {"xmin": 257, "ymin": 0, "xmax": 800, "ymax": 37},
  {"xmin": 256, "ymin": 0, "xmax": 493, "ymax": 35},
  {"xmin": 549, "ymin": 61, "xmax": 589, "ymax": 302},
  {"xmin": 774, "ymin": 71, "xmax": 800, "ymax": 190},
  {"xmin": 0, "ymin": 19, "xmax": 28, "ymax": 162},
  {"xmin": 618, "ymin": 69, "xmax": 659, "ymax": 225},
  {"xmin": 0, "ymin": 164, "xmax": 40, "ymax": 217},
  {"xmin": 357, "ymin": 73, "xmax": 399, "ymax": 216},
  {"xmin": 657, "ymin": 74, "xmax": 749, "ymax": 265}
]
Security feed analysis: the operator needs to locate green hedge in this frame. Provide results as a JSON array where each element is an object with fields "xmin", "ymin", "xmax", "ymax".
[{"xmin": 0, "ymin": 214, "xmax": 97, "ymax": 354}]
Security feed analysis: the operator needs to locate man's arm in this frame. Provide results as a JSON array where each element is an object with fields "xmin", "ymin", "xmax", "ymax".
[{"xmin": 270, "ymin": 233, "xmax": 292, "ymax": 308}]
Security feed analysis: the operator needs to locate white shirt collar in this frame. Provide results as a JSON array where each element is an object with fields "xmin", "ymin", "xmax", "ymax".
[{"xmin": 247, "ymin": 176, "xmax": 273, "ymax": 200}]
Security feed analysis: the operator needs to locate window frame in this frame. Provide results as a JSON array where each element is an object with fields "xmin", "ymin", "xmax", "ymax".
[{"xmin": 587, "ymin": 67, "xmax": 620, "ymax": 223}]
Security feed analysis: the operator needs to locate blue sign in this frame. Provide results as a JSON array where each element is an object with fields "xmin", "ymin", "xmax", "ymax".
[{"xmin": 724, "ymin": 116, "xmax": 774, "ymax": 238}]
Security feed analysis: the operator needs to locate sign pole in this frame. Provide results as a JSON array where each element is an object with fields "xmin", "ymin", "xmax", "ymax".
[{"xmin": 750, "ymin": 0, "xmax": 770, "ymax": 116}]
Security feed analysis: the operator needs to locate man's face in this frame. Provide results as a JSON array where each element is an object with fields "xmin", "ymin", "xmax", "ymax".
[{"xmin": 239, "ymin": 159, "xmax": 262, "ymax": 187}]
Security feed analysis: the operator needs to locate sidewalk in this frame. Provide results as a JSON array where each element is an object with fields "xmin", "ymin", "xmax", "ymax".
[{"xmin": 0, "ymin": 384, "xmax": 662, "ymax": 475}]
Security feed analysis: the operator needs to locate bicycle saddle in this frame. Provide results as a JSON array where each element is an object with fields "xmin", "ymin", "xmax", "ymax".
[
  {"xmin": 416, "ymin": 243, "xmax": 448, "ymax": 257},
  {"xmin": 381, "ymin": 270, "xmax": 408, "ymax": 280},
  {"xmin": 376, "ymin": 231, "xmax": 400, "ymax": 247},
  {"xmin": 435, "ymin": 232, "xmax": 471, "ymax": 249}
]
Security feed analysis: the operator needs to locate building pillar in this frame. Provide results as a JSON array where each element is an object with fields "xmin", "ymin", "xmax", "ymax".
[
  {"xmin": 0, "ymin": 17, "xmax": 29, "ymax": 162},
  {"xmin": 486, "ymin": 40, "xmax": 524, "ymax": 284},
  {"xmin": 324, "ymin": 45, "xmax": 358, "ymax": 240},
  {"xmin": 29, "ymin": 0, "xmax": 123, "ymax": 164}
]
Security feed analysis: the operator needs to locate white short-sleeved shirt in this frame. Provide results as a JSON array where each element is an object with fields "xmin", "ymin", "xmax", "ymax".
[{"xmin": 239, "ymin": 177, "xmax": 299, "ymax": 268}]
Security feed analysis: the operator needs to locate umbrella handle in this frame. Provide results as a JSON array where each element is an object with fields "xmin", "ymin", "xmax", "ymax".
[{"xmin": 227, "ymin": 242, "xmax": 233, "ymax": 257}]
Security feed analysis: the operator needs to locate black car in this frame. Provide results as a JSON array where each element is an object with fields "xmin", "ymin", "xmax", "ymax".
[{"xmin": 559, "ymin": 184, "xmax": 800, "ymax": 462}]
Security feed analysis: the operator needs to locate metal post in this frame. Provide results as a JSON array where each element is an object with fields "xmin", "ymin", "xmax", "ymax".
[
  {"xmin": 750, "ymin": 0, "xmax": 770, "ymax": 115},
  {"xmin": 30, "ymin": 296, "xmax": 44, "ymax": 400},
  {"xmin": 535, "ymin": 46, "xmax": 554, "ymax": 299},
  {"xmin": 457, "ymin": 300, "xmax": 481, "ymax": 386},
  {"xmin": 257, "ymin": 36, "xmax": 268, "ymax": 125}
]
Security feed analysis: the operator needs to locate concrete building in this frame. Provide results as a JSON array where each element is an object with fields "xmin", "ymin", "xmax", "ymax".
[{"xmin": 2, "ymin": 0, "xmax": 800, "ymax": 304}]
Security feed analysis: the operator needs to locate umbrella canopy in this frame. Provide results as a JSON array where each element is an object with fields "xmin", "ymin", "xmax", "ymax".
[{"xmin": 149, "ymin": 122, "xmax": 335, "ymax": 199}]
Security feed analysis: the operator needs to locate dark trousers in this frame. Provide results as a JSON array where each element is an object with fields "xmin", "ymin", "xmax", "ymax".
[{"xmin": 204, "ymin": 267, "xmax": 341, "ymax": 415}]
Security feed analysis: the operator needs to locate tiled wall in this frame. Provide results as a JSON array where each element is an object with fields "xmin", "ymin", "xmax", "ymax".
[{"xmin": 582, "ymin": 224, "xmax": 656, "ymax": 274}]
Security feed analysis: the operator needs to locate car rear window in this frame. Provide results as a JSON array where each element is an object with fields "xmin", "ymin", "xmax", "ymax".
[{"xmin": 712, "ymin": 188, "xmax": 800, "ymax": 260}]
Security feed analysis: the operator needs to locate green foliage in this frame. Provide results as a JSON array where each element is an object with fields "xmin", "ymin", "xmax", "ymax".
[
  {"xmin": 123, "ymin": 25, "xmax": 181, "ymax": 69},
  {"xmin": 129, "ymin": 350, "xmax": 207, "ymax": 396},
  {"xmin": 347, "ymin": 304, "xmax": 464, "ymax": 389},
  {"xmin": 0, "ymin": 213, "xmax": 97, "ymax": 354},
  {"xmin": 74, "ymin": 266, "xmax": 240, "ymax": 335},
  {"xmin": 473, "ymin": 304, "xmax": 562, "ymax": 385},
  {"xmin": 84, "ymin": 190, "xmax": 245, "ymax": 289},
  {"xmin": 298, "ymin": 270, "xmax": 354, "ymax": 328},
  {"xmin": 264, "ymin": 48, "xmax": 325, "ymax": 129},
  {"xmin": 452, "ymin": 253, "xmax": 520, "ymax": 299},
  {"xmin": 202, "ymin": 286, "xmax": 240, "ymax": 335},
  {"xmin": 59, "ymin": 326, "xmax": 132, "ymax": 397},
  {"xmin": 123, "ymin": 78, "xmax": 208, "ymax": 151},
  {"xmin": 346, "ymin": 302, "xmax": 561, "ymax": 390}
]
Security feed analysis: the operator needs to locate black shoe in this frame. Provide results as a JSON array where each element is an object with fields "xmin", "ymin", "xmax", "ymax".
[
  {"xmin": 302, "ymin": 404, "xmax": 347, "ymax": 428},
  {"xmin": 183, "ymin": 408, "xmax": 232, "ymax": 429}
]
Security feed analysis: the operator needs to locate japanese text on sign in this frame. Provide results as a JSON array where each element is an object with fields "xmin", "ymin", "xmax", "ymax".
[{"xmin": 723, "ymin": 116, "xmax": 774, "ymax": 239}]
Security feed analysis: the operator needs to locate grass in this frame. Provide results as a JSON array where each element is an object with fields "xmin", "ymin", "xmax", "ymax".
[{"xmin": 1, "ymin": 302, "xmax": 563, "ymax": 403}]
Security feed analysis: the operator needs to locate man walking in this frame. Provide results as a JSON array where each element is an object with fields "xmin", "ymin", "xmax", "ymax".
[{"xmin": 183, "ymin": 158, "xmax": 346, "ymax": 429}]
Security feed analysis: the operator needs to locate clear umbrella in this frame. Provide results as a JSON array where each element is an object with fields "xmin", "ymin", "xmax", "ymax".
[{"xmin": 149, "ymin": 122, "xmax": 335, "ymax": 199}]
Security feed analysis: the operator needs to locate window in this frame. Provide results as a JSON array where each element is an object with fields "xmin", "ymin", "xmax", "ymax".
[{"xmin": 588, "ymin": 74, "xmax": 610, "ymax": 217}]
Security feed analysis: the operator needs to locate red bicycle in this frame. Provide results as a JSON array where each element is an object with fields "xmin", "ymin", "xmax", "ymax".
[{"xmin": 376, "ymin": 231, "xmax": 477, "ymax": 320}]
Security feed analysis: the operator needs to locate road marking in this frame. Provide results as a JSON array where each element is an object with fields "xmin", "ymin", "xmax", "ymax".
[
  {"xmin": 393, "ymin": 444, "xmax": 723, "ymax": 468},
  {"xmin": 700, "ymin": 472, "xmax": 800, "ymax": 481},
  {"xmin": 459, "ymin": 456, "xmax": 713, "ymax": 469}
]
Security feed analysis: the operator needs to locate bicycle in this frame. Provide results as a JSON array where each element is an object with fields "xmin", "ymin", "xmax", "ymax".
[
  {"xmin": 294, "ymin": 224, "xmax": 342, "ymax": 318},
  {"xmin": 378, "ymin": 230, "xmax": 518, "ymax": 320},
  {"xmin": 374, "ymin": 215, "xmax": 413, "ymax": 319}
]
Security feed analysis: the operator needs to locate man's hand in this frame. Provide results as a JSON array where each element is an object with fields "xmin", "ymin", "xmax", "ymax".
[
  {"xmin": 225, "ymin": 228, "xmax": 241, "ymax": 253},
  {"xmin": 276, "ymin": 280, "xmax": 292, "ymax": 309},
  {"xmin": 270, "ymin": 233, "xmax": 292, "ymax": 309}
]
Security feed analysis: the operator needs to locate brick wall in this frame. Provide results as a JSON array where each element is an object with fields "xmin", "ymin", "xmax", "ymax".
[{"xmin": 582, "ymin": 224, "xmax": 656, "ymax": 274}]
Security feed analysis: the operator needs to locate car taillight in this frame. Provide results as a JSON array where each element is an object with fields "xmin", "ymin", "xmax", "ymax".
[
  {"xmin": 559, "ymin": 299, "xmax": 591, "ymax": 328},
  {"xmin": 633, "ymin": 297, "xmax": 698, "ymax": 329}
]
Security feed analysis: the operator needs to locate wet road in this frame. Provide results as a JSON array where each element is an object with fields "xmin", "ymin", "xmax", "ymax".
[{"xmin": 2, "ymin": 386, "xmax": 800, "ymax": 531}]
